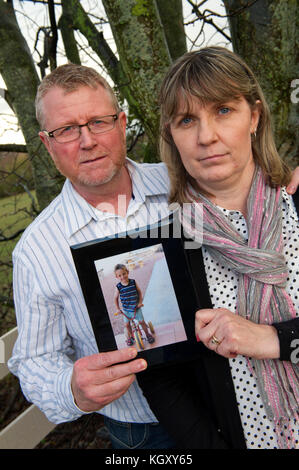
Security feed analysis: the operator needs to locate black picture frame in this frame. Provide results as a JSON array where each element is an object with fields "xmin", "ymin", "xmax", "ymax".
[{"xmin": 70, "ymin": 215, "xmax": 209, "ymax": 368}]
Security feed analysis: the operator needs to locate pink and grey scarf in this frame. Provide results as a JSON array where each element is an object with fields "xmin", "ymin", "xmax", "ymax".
[{"xmin": 181, "ymin": 166, "xmax": 298, "ymax": 448}]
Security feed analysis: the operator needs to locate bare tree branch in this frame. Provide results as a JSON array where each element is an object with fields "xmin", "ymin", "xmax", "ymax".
[
  {"xmin": 47, "ymin": 0, "xmax": 58, "ymax": 70},
  {"xmin": 204, "ymin": 0, "xmax": 259, "ymax": 19},
  {"xmin": 186, "ymin": 0, "xmax": 231, "ymax": 41},
  {"xmin": 0, "ymin": 144, "xmax": 27, "ymax": 153}
]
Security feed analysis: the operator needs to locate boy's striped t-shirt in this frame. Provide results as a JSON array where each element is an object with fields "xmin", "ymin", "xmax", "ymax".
[{"xmin": 117, "ymin": 279, "xmax": 138, "ymax": 314}]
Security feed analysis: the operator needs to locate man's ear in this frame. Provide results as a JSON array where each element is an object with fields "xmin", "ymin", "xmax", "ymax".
[
  {"xmin": 39, "ymin": 131, "xmax": 52, "ymax": 156},
  {"xmin": 118, "ymin": 111, "xmax": 127, "ymax": 137}
]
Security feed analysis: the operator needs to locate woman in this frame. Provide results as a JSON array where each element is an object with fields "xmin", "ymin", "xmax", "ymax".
[{"xmin": 137, "ymin": 47, "xmax": 298, "ymax": 449}]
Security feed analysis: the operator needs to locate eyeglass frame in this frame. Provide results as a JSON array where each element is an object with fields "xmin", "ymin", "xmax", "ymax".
[{"xmin": 42, "ymin": 113, "xmax": 120, "ymax": 143}]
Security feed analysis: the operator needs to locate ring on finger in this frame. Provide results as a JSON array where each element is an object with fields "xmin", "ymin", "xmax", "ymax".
[{"xmin": 210, "ymin": 334, "xmax": 221, "ymax": 346}]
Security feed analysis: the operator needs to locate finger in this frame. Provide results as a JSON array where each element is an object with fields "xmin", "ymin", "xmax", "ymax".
[
  {"xmin": 286, "ymin": 184, "xmax": 296, "ymax": 195},
  {"xmin": 105, "ymin": 367, "xmax": 141, "ymax": 395},
  {"xmin": 209, "ymin": 334, "xmax": 223, "ymax": 349},
  {"xmin": 77, "ymin": 372, "xmax": 138, "ymax": 410},
  {"xmin": 286, "ymin": 167, "xmax": 299, "ymax": 194},
  {"xmin": 195, "ymin": 309, "xmax": 217, "ymax": 330},
  {"xmin": 214, "ymin": 338, "xmax": 238, "ymax": 359},
  {"xmin": 91, "ymin": 359, "xmax": 147, "ymax": 401},
  {"xmin": 94, "ymin": 372, "xmax": 138, "ymax": 402},
  {"xmin": 96, "ymin": 357, "xmax": 147, "ymax": 385},
  {"xmin": 195, "ymin": 309, "xmax": 220, "ymax": 344},
  {"xmin": 196, "ymin": 322, "xmax": 218, "ymax": 348},
  {"xmin": 73, "ymin": 359, "xmax": 147, "ymax": 411},
  {"xmin": 84, "ymin": 347, "xmax": 139, "ymax": 371}
]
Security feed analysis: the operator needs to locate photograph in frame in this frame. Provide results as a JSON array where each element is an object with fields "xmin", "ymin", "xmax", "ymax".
[
  {"xmin": 95, "ymin": 243, "xmax": 187, "ymax": 352},
  {"xmin": 70, "ymin": 216, "xmax": 209, "ymax": 368}
]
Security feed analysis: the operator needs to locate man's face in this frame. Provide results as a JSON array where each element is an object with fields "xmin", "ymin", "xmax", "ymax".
[{"xmin": 39, "ymin": 85, "xmax": 127, "ymax": 195}]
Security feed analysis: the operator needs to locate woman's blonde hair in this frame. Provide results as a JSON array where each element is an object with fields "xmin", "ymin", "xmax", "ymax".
[
  {"xmin": 159, "ymin": 46, "xmax": 291, "ymax": 204},
  {"xmin": 35, "ymin": 63, "xmax": 121, "ymax": 128}
]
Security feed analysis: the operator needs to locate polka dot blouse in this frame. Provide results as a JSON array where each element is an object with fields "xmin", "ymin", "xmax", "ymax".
[{"xmin": 202, "ymin": 188, "xmax": 299, "ymax": 449}]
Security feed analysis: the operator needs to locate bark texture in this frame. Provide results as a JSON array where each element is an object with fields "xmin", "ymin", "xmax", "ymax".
[
  {"xmin": 0, "ymin": 0, "xmax": 63, "ymax": 210},
  {"xmin": 102, "ymin": 0, "xmax": 172, "ymax": 160},
  {"xmin": 224, "ymin": 0, "xmax": 299, "ymax": 167}
]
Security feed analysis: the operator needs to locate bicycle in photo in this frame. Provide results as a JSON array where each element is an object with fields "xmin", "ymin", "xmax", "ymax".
[{"xmin": 114, "ymin": 305, "xmax": 155, "ymax": 350}]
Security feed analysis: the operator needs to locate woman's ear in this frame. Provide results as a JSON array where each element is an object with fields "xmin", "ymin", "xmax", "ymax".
[{"xmin": 251, "ymin": 100, "xmax": 261, "ymax": 134}]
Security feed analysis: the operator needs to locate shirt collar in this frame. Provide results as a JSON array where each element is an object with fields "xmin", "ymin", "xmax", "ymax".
[
  {"xmin": 61, "ymin": 179, "xmax": 97, "ymax": 238},
  {"xmin": 127, "ymin": 158, "xmax": 169, "ymax": 201},
  {"xmin": 61, "ymin": 158, "xmax": 169, "ymax": 238}
]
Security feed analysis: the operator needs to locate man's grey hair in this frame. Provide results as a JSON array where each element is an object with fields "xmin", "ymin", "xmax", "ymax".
[{"xmin": 35, "ymin": 63, "xmax": 121, "ymax": 128}]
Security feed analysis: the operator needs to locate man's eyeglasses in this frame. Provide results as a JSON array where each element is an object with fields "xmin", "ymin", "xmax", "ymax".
[{"xmin": 43, "ymin": 113, "xmax": 119, "ymax": 143}]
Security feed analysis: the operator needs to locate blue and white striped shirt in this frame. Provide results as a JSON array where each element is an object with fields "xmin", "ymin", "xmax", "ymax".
[
  {"xmin": 8, "ymin": 159, "xmax": 171, "ymax": 424},
  {"xmin": 117, "ymin": 279, "xmax": 139, "ymax": 314}
]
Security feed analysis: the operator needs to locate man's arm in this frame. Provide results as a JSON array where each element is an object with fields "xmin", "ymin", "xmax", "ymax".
[
  {"xmin": 8, "ymin": 253, "xmax": 80, "ymax": 423},
  {"xmin": 9, "ymin": 251, "xmax": 147, "ymax": 423}
]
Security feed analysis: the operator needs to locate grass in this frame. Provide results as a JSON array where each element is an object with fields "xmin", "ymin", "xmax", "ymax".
[
  {"xmin": 0, "ymin": 190, "xmax": 37, "ymax": 335},
  {"xmin": 0, "ymin": 152, "xmax": 33, "ymax": 198}
]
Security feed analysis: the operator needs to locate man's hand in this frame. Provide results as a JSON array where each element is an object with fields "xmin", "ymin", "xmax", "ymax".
[
  {"xmin": 71, "ymin": 347, "xmax": 147, "ymax": 412},
  {"xmin": 286, "ymin": 166, "xmax": 299, "ymax": 194}
]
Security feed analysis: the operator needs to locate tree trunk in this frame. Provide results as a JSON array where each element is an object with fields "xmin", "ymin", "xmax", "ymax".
[
  {"xmin": 0, "ymin": 0, "xmax": 63, "ymax": 210},
  {"xmin": 60, "ymin": 0, "xmax": 141, "ymax": 120},
  {"xmin": 102, "ymin": 0, "xmax": 172, "ymax": 160},
  {"xmin": 223, "ymin": 0, "xmax": 299, "ymax": 168},
  {"xmin": 156, "ymin": 0, "xmax": 187, "ymax": 61},
  {"xmin": 58, "ymin": 9, "xmax": 81, "ymax": 65}
]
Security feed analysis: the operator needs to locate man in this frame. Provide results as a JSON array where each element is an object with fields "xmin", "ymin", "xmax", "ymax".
[
  {"xmin": 8, "ymin": 63, "xmax": 174, "ymax": 449},
  {"xmin": 8, "ymin": 63, "xmax": 299, "ymax": 449}
]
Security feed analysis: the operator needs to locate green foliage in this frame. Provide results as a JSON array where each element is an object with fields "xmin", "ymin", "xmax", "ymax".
[
  {"xmin": 0, "ymin": 153, "xmax": 33, "ymax": 198},
  {"xmin": 132, "ymin": 0, "xmax": 150, "ymax": 17},
  {"xmin": 0, "ymin": 190, "xmax": 36, "ymax": 330}
]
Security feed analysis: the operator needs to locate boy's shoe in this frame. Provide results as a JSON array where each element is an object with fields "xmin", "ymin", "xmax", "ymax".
[
  {"xmin": 147, "ymin": 334, "xmax": 155, "ymax": 344},
  {"xmin": 126, "ymin": 337, "xmax": 134, "ymax": 346}
]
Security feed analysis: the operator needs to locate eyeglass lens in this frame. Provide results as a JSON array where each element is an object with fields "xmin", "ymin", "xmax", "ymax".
[{"xmin": 53, "ymin": 115, "xmax": 117, "ymax": 142}]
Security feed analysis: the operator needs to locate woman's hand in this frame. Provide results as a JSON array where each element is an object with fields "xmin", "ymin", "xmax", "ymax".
[
  {"xmin": 286, "ymin": 166, "xmax": 299, "ymax": 194},
  {"xmin": 195, "ymin": 308, "xmax": 280, "ymax": 360}
]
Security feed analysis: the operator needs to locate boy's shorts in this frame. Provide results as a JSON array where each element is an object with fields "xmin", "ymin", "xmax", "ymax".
[{"xmin": 123, "ymin": 307, "xmax": 144, "ymax": 324}]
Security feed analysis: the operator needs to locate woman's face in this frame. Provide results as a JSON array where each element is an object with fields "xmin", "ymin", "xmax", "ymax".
[{"xmin": 169, "ymin": 95, "xmax": 260, "ymax": 194}]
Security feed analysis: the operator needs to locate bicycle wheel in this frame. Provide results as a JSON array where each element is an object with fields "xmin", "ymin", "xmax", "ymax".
[{"xmin": 134, "ymin": 330, "xmax": 144, "ymax": 350}]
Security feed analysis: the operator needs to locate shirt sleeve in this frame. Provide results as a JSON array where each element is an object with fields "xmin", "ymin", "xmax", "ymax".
[{"xmin": 8, "ymin": 249, "xmax": 88, "ymax": 424}]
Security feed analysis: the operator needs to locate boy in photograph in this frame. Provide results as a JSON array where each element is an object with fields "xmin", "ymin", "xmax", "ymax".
[{"xmin": 114, "ymin": 264, "xmax": 154, "ymax": 346}]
